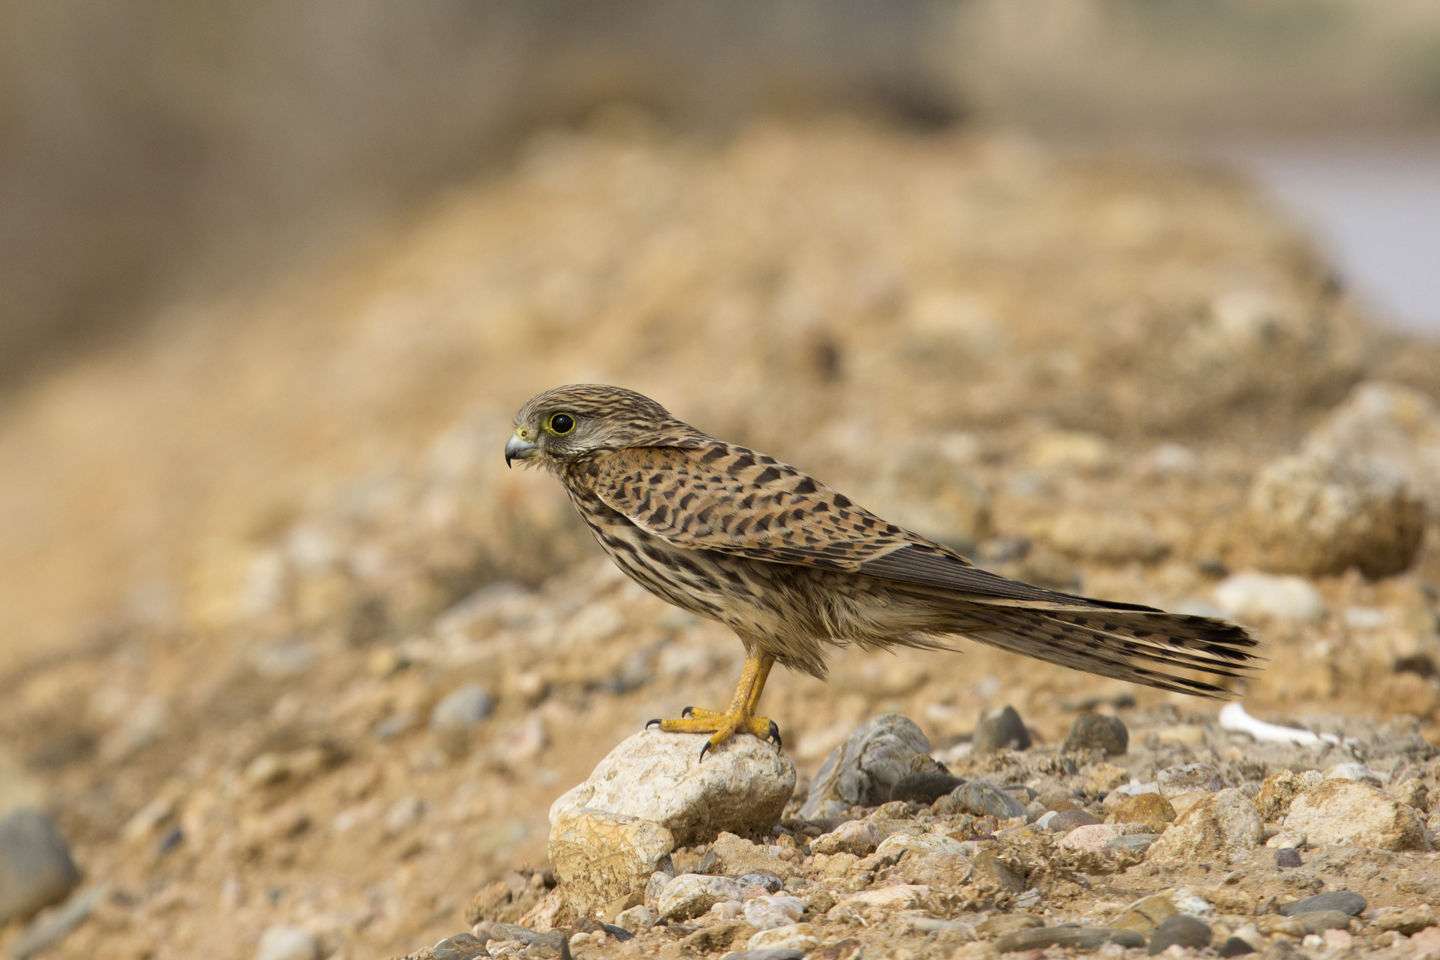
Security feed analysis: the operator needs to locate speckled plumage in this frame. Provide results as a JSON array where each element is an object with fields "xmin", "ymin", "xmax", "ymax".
[{"xmin": 508, "ymin": 384, "xmax": 1261, "ymax": 710}]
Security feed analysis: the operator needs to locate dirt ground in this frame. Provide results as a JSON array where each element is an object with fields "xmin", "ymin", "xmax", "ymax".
[{"xmin": 3, "ymin": 115, "xmax": 1440, "ymax": 960}]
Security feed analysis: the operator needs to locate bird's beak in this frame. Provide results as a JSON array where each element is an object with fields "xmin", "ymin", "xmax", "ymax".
[{"xmin": 505, "ymin": 430, "xmax": 538, "ymax": 467}]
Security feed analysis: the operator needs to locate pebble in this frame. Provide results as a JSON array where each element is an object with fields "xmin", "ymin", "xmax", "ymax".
[
  {"xmin": 0, "ymin": 809, "xmax": 81, "ymax": 925},
  {"xmin": 614, "ymin": 904, "xmax": 658, "ymax": 932},
  {"xmin": 950, "ymin": 780, "xmax": 1027, "ymax": 819},
  {"xmin": 1146, "ymin": 789, "xmax": 1262, "ymax": 863},
  {"xmin": 657, "ymin": 874, "xmax": 744, "ymax": 920},
  {"xmin": 800, "ymin": 714, "xmax": 940, "ymax": 818},
  {"xmin": 1114, "ymin": 894, "xmax": 1175, "ymax": 935},
  {"xmin": 1213, "ymin": 571, "xmax": 1326, "ymax": 622},
  {"xmin": 1279, "ymin": 891, "xmax": 1366, "ymax": 917},
  {"xmin": 1323, "ymin": 762, "xmax": 1385, "ymax": 787},
  {"xmin": 745, "ymin": 922, "xmax": 818, "ymax": 954},
  {"xmin": 708, "ymin": 832, "xmax": 798, "ymax": 880},
  {"xmin": 1147, "ymin": 914, "xmax": 1211, "ymax": 954},
  {"xmin": 810, "ymin": 820, "xmax": 881, "ymax": 856},
  {"xmin": 1246, "ymin": 449, "xmax": 1424, "ymax": 577},
  {"xmin": 733, "ymin": 873, "xmax": 784, "ymax": 894},
  {"xmin": 549, "ymin": 729, "xmax": 795, "ymax": 846},
  {"xmin": 1108, "ymin": 793, "xmax": 1175, "ymax": 833},
  {"xmin": 1048, "ymin": 808, "xmax": 1101, "ymax": 832},
  {"xmin": 1062, "ymin": 713, "xmax": 1128, "ymax": 755},
  {"xmin": 742, "ymin": 895, "xmax": 806, "ymax": 930},
  {"xmin": 1103, "ymin": 833, "xmax": 1158, "ymax": 856},
  {"xmin": 888, "ymin": 770, "xmax": 966, "ymax": 804},
  {"xmin": 431, "ymin": 933, "xmax": 488, "ymax": 960},
  {"xmin": 1217, "ymin": 936, "xmax": 1257, "ymax": 957},
  {"xmin": 429, "ymin": 684, "xmax": 494, "ymax": 758},
  {"xmin": 1284, "ymin": 779, "xmax": 1425, "ymax": 851},
  {"xmin": 1292, "ymin": 910, "xmax": 1354, "ymax": 934},
  {"xmin": 1155, "ymin": 763, "xmax": 1223, "ymax": 797},
  {"xmin": 253, "ymin": 926, "xmax": 320, "ymax": 960},
  {"xmin": 1058, "ymin": 823, "xmax": 1124, "ymax": 853},
  {"xmin": 875, "ymin": 831, "xmax": 965, "ymax": 859},
  {"xmin": 972, "ymin": 704, "xmax": 1032, "ymax": 753},
  {"xmin": 993, "ymin": 926, "xmax": 1145, "ymax": 952},
  {"xmin": 1274, "ymin": 847, "xmax": 1302, "ymax": 868}
]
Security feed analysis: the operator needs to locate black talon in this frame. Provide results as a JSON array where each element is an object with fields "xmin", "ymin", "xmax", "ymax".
[
  {"xmin": 698, "ymin": 741, "xmax": 712, "ymax": 763},
  {"xmin": 681, "ymin": 705, "xmax": 694, "ymax": 717},
  {"xmin": 768, "ymin": 720, "xmax": 783, "ymax": 749},
  {"xmin": 646, "ymin": 718, "xmax": 663, "ymax": 730}
]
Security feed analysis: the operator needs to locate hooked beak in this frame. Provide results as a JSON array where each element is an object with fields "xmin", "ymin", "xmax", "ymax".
[{"xmin": 505, "ymin": 430, "xmax": 538, "ymax": 467}]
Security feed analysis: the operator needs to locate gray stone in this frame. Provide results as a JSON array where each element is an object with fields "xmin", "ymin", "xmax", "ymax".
[
  {"xmin": 551, "ymin": 729, "xmax": 795, "ymax": 847},
  {"xmin": 1284, "ymin": 779, "xmax": 1425, "ymax": 851},
  {"xmin": 1291, "ymin": 910, "xmax": 1353, "ymax": 934},
  {"xmin": 0, "ymin": 809, "xmax": 80, "ymax": 926},
  {"xmin": 253, "ymin": 926, "xmax": 320, "ymax": 960},
  {"xmin": 733, "ymin": 873, "xmax": 784, "ymax": 893},
  {"xmin": 800, "ymin": 714, "xmax": 943, "ymax": 818},
  {"xmin": 7, "ymin": 883, "xmax": 110, "ymax": 960},
  {"xmin": 950, "ymin": 780, "xmax": 1027, "ymax": 819},
  {"xmin": 1103, "ymin": 834, "xmax": 1158, "ymax": 856},
  {"xmin": 1156, "ymin": 763, "xmax": 1223, "ymax": 798},
  {"xmin": 657, "ymin": 874, "xmax": 744, "ymax": 920},
  {"xmin": 431, "ymin": 932, "xmax": 488, "ymax": 960},
  {"xmin": 1147, "ymin": 914, "xmax": 1211, "ymax": 954},
  {"xmin": 973, "ymin": 705, "xmax": 1031, "ymax": 754},
  {"xmin": 888, "ymin": 771, "xmax": 965, "ymax": 804},
  {"xmin": 1279, "ymin": 891, "xmax": 1365, "ymax": 917},
  {"xmin": 549, "ymin": 809, "xmax": 674, "ymax": 916},
  {"xmin": 1062, "ymin": 713, "xmax": 1128, "ymax": 755},
  {"xmin": 1247, "ymin": 449, "xmax": 1424, "ymax": 577},
  {"xmin": 430, "ymin": 685, "xmax": 494, "ymax": 757},
  {"xmin": 1217, "ymin": 936, "xmax": 1257, "ymax": 957},
  {"xmin": 993, "ymin": 926, "xmax": 1145, "ymax": 952},
  {"xmin": 1274, "ymin": 847, "xmax": 1302, "ymax": 868},
  {"xmin": 1048, "ymin": 808, "xmax": 1101, "ymax": 832}
]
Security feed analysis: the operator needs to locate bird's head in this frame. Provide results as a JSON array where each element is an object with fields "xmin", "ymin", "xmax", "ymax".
[{"xmin": 505, "ymin": 384, "xmax": 695, "ymax": 469}]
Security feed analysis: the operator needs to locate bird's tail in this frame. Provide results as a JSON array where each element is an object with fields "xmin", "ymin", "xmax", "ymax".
[{"xmin": 941, "ymin": 601, "xmax": 1263, "ymax": 698}]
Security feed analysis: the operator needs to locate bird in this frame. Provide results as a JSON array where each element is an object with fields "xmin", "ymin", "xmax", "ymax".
[{"xmin": 505, "ymin": 384, "xmax": 1262, "ymax": 758}]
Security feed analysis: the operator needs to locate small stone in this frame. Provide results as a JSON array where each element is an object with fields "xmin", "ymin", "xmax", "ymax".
[
  {"xmin": 1146, "ymin": 789, "xmax": 1262, "ymax": 863},
  {"xmin": 888, "ymin": 770, "xmax": 966, "ymax": 804},
  {"xmin": 742, "ymin": 895, "xmax": 805, "ymax": 930},
  {"xmin": 950, "ymin": 781, "xmax": 1027, "ymax": 819},
  {"xmin": 549, "ymin": 811, "xmax": 674, "ymax": 917},
  {"xmin": 993, "ymin": 927, "xmax": 1145, "ymax": 952},
  {"xmin": 1057, "ymin": 824, "xmax": 1123, "ymax": 853},
  {"xmin": 614, "ymin": 904, "xmax": 658, "ymax": 932},
  {"xmin": 733, "ymin": 873, "xmax": 784, "ymax": 893},
  {"xmin": 826, "ymin": 884, "xmax": 932, "ymax": 922},
  {"xmin": 875, "ymin": 831, "xmax": 966, "ymax": 859},
  {"xmin": 1254, "ymin": 770, "xmax": 1323, "ymax": 820},
  {"xmin": 1214, "ymin": 572, "xmax": 1325, "ymax": 622},
  {"xmin": 432, "ymin": 932, "xmax": 488, "ymax": 960},
  {"xmin": 811, "ymin": 820, "xmax": 881, "ymax": 856},
  {"xmin": 1217, "ymin": 936, "xmax": 1256, "ymax": 957},
  {"xmin": 1147, "ymin": 914, "xmax": 1211, "ymax": 954},
  {"xmin": 1156, "ymin": 763, "xmax": 1223, "ymax": 798},
  {"xmin": 1246, "ymin": 449, "xmax": 1424, "ymax": 578},
  {"xmin": 253, "ymin": 926, "xmax": 320, "ymax": 960},
  {"xmin": 1323, "ymin": 762, "xmax": 1385, "ymax": 787},
  {"xmin": 1085, "ymin": 762, "xmax": 1130, "ymax": 795},
  {"xmin": 972, "ymin": 705, "xmax": 1031, "ymax": 753},
  {"xmin": 1379, "ymin": 907, "xmax": 1438, "ymax": 935},
  {"xmin": 1274, "ymin": 847, "xmax": 1302, "ymax": 868},
  {"xmin": 708, "ymin": 832, "xmax": 798, "ymax": 880},
  {"xmin": 550, "ymin": 730, "xmax": 795, "ymax": 847},
  {"xmin": 1063, "ymin": 714, "xmax": 1128, "ymax": 755},
  {"xmin": 1102, "ymin": 834, "xmax": 1158, "ymax": 856},
  {"xmin": 1278, "ymin": 891, "xmax": 1365, "ymax": 917},
  {"xmin": 430, "ymin": 685, "xmax": 494, "ymax": 758},
  {"xmin": 1049, "ymin": 808, "xmax": 1102, "ymax": 832},
  {"xmin": 745, "ymin": 922, "xmax": 818, "ymax": 954},
  {"xmin": 800, "ymin": 714, "xmax": 942, "ymax": 818},
  {"xmin": 1108, "ymin": 794, "xmax": 1176, "ymax": 833},
  {"xmin": 0, "ymin": 809, "xmax": 81, "ymax": 926},
  {"xmin": 658, "ymin": 874, "xmax": 744, "ymax": 920},
  {"xmin": 1323, "ymin": 928, "xmax": 1353, "ymax": 952},
  {"xmin": 1115, "ymin": 894, "xmax": 1176, "ymax": 935},
  {"xmin": 1284, "ymin": 779, "xmax": 1425, "ymax": 851},
  {"xmin": 1265, "ymin": 829, "xmax": 1305, "ymax": 850},
  {"xmin": 1291, "ymin": 910, "xmax": 1353, "ymax": 934}
]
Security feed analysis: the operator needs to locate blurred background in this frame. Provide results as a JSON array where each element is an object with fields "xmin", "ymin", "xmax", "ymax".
[{"xmin": 4, "ymin": 3, "xmax": 1440, "ymax": 957}]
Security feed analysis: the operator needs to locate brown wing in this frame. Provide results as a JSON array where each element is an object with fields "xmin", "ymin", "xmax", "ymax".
[{"xmin": 593, "ymin": 443, "xmax": 1148, "ymax": 610}]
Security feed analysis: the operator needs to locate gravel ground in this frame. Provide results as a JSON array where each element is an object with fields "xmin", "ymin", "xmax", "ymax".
[{"xmin": 2, "ymin": 116, "xmax": 1440, "ymax": 960}]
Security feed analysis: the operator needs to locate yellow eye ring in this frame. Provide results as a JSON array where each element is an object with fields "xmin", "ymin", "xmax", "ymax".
[{"xmin": 546, "ymin": 412, "xmax": 576, "ymax": 436}]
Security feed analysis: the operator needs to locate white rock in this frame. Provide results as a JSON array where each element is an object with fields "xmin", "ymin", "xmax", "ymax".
[
  {"xmin": 549, "ymin": 729, "xmax": 795, "ymax": 846},
  {"xmin": 254, "ymin": 926, "xmax": 320, "ymax": 960},
  {"xmin": 1303, "ymin": 380, "xmax": 1440, "ymax": 519},
  {"xmin": 710, "ymin": 899, "xmax": 743, "ymax": 920},
  {"xmin": 811, "ymin": 820, "xmax": 882, "ymax": 856},
  {"xmin": 746, "ymin": 922, "xmax": 820, "ymax": 953},
  {"xmin": 1323, "ymin": 763, "xmax": 1386, "ymax": 787},
  {"xmin": 1214, "ymin": 572, "xmax": 1325, "ymax": 623},
  {"xmin": 743, "ymin": 895, "xmax": 807, "ymax": 930},
  {"xmin": 656, "ymin": 874, "xmax": 744, "ymax": 920},
  {"xmin": 1247, "ymin": 450, "xmax": 1423, "ymax": 577},
  {"xmin": 1284, "ymin": 779, "xmax": 1425, "ymax": 851},
  {"xmin": 1265, "ymin": 831, "xmax": 1305, "ymax": 850},
  {"xmin": 548, "ymin": 810, "xmax": 674, "ymax": 916},
  {"xmin": 614, "ymin": 904, "xmax": 658, "ymax": 932},
  {"xmin": 875, "ymin": 832, "xmax": 966, "ymax": 860},
  {"xmin": 827, "ymin": 884, "xmax": 932, "ymax": 921}
]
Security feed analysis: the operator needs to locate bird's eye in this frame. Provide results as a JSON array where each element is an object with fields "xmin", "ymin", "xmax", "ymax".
[{"xmin": 547, "ymin": 412, "xmax": 576, "ymax": 435}]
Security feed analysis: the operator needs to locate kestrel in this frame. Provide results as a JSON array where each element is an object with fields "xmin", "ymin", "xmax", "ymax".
[{"xmin": 505, "ymin": 385, "xmax": 1261, "ymax": 757}]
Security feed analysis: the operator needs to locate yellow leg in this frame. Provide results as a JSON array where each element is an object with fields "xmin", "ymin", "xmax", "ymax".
[{"xmin": 647, "ymin": 654, "xmax": 780, "ymax": 758}]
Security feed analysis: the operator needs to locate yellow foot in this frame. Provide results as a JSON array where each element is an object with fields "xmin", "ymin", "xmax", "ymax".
[{"xmin": 645, "ymin": 706, "xmax": 782, "ymax": 759}]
